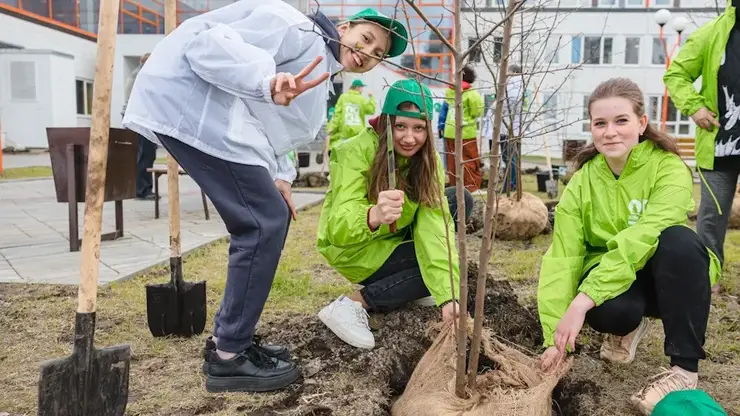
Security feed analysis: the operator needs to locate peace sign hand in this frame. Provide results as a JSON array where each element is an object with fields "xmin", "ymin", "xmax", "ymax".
[{"xmin": 271, "ymin": 56, "xmax": 330, "ymax": 106}]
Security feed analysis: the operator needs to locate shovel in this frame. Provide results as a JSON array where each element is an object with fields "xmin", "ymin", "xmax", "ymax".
[
  {"xmin": 38, "ymin": 0, "xmax": 131, "ymax": 412},
  {"xmin": 144, "ymin": 0, "xmax": 207, "ymax": 338},
  {"xmin": 386, "ymin": 114, "xmax": 398, "ymax": 233}
]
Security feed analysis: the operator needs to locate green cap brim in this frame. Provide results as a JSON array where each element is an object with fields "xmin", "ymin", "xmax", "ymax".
[{"xmin": 354, "ymin": 16, "xmax": 408, "ymax": 58}]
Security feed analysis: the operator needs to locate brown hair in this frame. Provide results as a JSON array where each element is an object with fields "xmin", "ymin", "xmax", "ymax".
[
  {"xmin": 367, "ymin": 103, "xmax": 441, "ymax": 207},
  {"xmin": 574, "ymin": 78, "xmax": 681, "ymax": 170}
]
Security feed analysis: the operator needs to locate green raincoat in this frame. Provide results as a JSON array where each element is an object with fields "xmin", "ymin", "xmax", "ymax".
[
  {"xmin": 328, "ymin": 90, "xmax": 377, "ymax": 151},
  {"xmin": 537, "ymin": 140, "xmax": 721, "ymax": 347},
  {"xmin": 663, "ymin": 4, "xmax": 736, "ymax": 171},
  {"xmin": 317, "ymin": 129, "xmax": 459, "ymax": 306},
  {"xmin": 443, "ymin": 84, "xmax": 484, "ymax": 140}
]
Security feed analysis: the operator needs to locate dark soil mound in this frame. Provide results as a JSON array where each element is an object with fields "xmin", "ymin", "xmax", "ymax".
[
  {"xmin": 293, "ymin": 172, "xmax": 329, "ymax": 188},
  {"xmin": 250, "ymin": 261, "xmax": 544, "ymax": 415}
]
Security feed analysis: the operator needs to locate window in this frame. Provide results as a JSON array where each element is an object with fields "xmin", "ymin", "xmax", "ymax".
[
  {"xmin": 76, "ymin": 79, "xmax": 94, "ymax": 116},
  {"xmin": 648, "ymin": 95, "xmax": 691, "ymax": 135},
  {"xmin": 582, "ymin": 95, "xmax": 590, "ymax": 132},
  {"xmin": 625, "ymin": 0, "xmax": 644, "ymax": 6},
  {"xmin": 598, "ymin": 0, "xmax": 616, "ymax": 6},
  {"xmin": 492, "ymin": 36, "xmax": 503, "ymax": 63},
  {"xmin": 650, "ymin": 0, "xmax": 671, "ymax": 6},
  {"xmin": 10, "ymin": 61, "xmax": 36, "ymax": 101},
  {"xmin": 542, "ymin": 92, "xmax": 558, "ymax": 121},
  {"xmin": 625, "ymin": 37, "xmax": 641, "ymax": 65},
  {"xmin": 547, "ymin": 39, "xmax": 560, "ymax": 64},
  {"xmin": 468, "ymin": 38, "xmax": 482, "ymax": 63},
  {"xmin": 652, "ymin": 37, "xmax": 667, "ymax": 65},
  {"xmin": 574, "ymin": 35, "xmax": 614, "ymax": 65}
]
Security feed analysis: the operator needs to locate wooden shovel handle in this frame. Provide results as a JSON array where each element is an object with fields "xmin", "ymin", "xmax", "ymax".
[
  {"xmin": 167, "ymin": 154, "xmax": 181, "ymax": 258},
  {"xmin": 390, "ymin": 222, "xmax": 397, "ymax": 233},
  {"xmin": 77, "ymin": 0, "xmax": 121, "ymax": 314},
  {"xmin": 165, "ymin": 0, "xmax": 181, "ymax": 259}
]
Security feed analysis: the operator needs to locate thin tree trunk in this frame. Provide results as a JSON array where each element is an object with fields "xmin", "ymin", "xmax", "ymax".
[{"xmin": 466, "ymin": 0, "xmax": 518, "ymax": 390}]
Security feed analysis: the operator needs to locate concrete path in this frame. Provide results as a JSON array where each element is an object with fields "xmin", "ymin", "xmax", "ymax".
[
  {"xmin": 1, "ymin": 153, "xmax": 52, "ymax": 169},
  {"xmin": 0, "ymin": 176, "xmax": 325, "ymax": 285}
]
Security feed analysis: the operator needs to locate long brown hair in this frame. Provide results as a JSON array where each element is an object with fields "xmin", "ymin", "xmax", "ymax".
[
  {"xmin": 367, "ymin": 102, "xmax": 441, "ymax": 207},
  {"xmin": 574, "ymin": 78, "xmax": 681, "ymax": 170}
]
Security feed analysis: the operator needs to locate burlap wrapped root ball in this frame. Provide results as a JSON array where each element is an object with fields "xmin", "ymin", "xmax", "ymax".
[
  {"xmin": 729, "ymin": 195, "xmax": 740, "ymax": 229},
  {"xmin": 495, "ymin": 192, "xmax": 549, "ymax": 240}
]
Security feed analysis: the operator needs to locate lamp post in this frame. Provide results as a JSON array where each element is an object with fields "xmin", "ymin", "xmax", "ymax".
[{"xmin": 655, "ymin": 9, "xmax": 688, "ymax": 132}]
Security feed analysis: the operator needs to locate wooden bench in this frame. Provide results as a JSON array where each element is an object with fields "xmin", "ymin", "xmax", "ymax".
[
  {"xmin": 147, "ymin": 167, "xmax": 210, "ymax": 220},
  {"xmin": 676, "ymin": 137, "xmax": 696, "ymax": 161}
]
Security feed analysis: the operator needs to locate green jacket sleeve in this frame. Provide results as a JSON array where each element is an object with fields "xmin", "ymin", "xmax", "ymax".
[
  {"xmin": 579, "ymin": 156, "xmax": 694, "ymax": 306},
  {"xmin": 467, "ymin": 90, "xmax": 485, "ymax": 120},
  {"xmin": 537, "ymin": 173, "xmax": 586, "ymax": 347},
  {"xmin": 413, "ymin": 156, "xmax": 460, "ymax": 306},
  {"xmin": 324, "ymin": 141, "xmax": 382, "ymax": 247},
  {"xmin": 663, "ymin": 24, "xmax": 709, "ymax": 117},
  {"xmin": 363, "ymin": 96, "xmax": 376, "ymax": 116}
]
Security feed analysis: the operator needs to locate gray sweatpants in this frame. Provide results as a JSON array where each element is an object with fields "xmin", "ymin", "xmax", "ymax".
[{"xmin": 696, "ymin": 165, "xmax": 740, "ymax": 266}]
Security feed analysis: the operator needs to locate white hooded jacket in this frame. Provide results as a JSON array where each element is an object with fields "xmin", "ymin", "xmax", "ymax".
[{"xmin": 122, "ymin": 0, "xmax": 343, "ymax": 183}]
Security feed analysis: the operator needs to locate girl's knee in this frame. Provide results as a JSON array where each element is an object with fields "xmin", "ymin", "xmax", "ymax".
[{"xmin": 586, "ymin": 302, "xmax": 644, "ymax": 336}]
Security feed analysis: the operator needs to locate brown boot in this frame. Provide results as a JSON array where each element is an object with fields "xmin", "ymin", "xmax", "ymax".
[
  {"xmin": 600, "ymin": 318, "xmax": 651, "ymax": 364},
  {"xmin": 630, "ymin": 367, "xmax": 698, "ymax": 415}
]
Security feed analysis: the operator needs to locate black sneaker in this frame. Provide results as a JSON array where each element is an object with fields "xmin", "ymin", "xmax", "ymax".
[
  {"xmin": 205, "ymin": 346, "xmax": 300, "ymax": 393},
  {"xmin": 201, "ymin": 336, "xmax": 291, "ymax": 373}
]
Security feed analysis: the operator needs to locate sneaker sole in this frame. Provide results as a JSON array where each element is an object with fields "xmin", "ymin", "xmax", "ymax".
[
  {"xmin": 205, "ymin": 367, "xmax": 300, "ymax": 393},
  {"xmin": 318, "ymin": 308, "xmax": 375, "ymax": 349}
]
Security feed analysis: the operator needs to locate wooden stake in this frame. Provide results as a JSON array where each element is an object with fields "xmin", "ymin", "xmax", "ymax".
[{"xmin": 467, "ymin": 0, "xmax": 518, "ymax": 390}]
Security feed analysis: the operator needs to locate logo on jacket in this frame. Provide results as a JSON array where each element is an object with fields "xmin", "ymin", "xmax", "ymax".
[{"xmin": 627, "ymin": 199, "xmax": 648, "ymax": 226}]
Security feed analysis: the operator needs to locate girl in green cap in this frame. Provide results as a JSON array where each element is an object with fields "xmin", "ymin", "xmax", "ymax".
[
  {"xmin": 123, "ymin": 0, "xmax": 408, "ymax": 393},
  {"xmin": 537, "ymin": 78, "xmax": 720, "ymax": 415},
  {"xmin": 316, "ymin": 78, "xmax": 473, "ymax": 349}
]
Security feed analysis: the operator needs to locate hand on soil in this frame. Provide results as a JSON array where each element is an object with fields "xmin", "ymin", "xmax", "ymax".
[
  {"xmin": 369, "ymin": 190, "xmax": 405, "ymax": 229},
  {"xmin": 540, "ymin": 346, "xmax": 564, "ymax": 372},
  {"xmin": 275, "ymin": 179, "xmax": 297, "ymax": 220},
  {"xmin": 270, "ymin": 56, "xmax": 330, "ymax": 106},
  {"xmin": 441, "ymin": 301, "xmax": 460, "ymax": 323}
]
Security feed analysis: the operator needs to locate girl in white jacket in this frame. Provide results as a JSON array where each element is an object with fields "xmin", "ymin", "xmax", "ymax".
[{"xmin": 123, "ymin": 0, "xmax": 407, "ymax": 393}]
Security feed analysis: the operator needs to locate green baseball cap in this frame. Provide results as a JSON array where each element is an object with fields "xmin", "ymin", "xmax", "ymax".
[
  {"xmin": 653, "ymin": 390, "xmax": 727, "ymax": 416},
  {"xmin": 381, "ymin": 79, "xmax": 433, "ymax": 120},
  {"xmin": 351, "ymin": 79, "xmax": 367, "ymax": 88},
  {"xmin": 346, "ymin": 8, "xmax": 408, "ymax": 58}
]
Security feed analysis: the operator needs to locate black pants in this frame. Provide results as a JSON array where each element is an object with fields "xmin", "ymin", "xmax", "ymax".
[
  {"xmin": 156, "ymin": 134, "xmax": 291, "ymax": 353},
  {"xmin": 360, "ymin": 187, "xmax": 473, "ymax": 312},
  {"xmin": 136, "ymin": 134, "xmax": 158, "ymax": 197},
  {"xmin": 584, "ymin": 226, "xmax": 711, "ymax": 372}
]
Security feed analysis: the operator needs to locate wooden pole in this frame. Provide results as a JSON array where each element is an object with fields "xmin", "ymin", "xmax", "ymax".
[
  {"xmin": 77, "ymin": 0, "xmax": 121, "ymax": 313},
  {"xmin": 165, "ymin": 0, "xmax": 181, "ymax": 260}
]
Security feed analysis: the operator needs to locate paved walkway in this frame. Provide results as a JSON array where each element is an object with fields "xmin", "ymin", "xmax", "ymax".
[{"xmin": 0, "ymin": 176, "xmax": 325, "ymax": 285}]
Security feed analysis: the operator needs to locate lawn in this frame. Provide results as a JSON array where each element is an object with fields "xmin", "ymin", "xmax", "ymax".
[
  {"xmin": 0, "ymin": 166, "xmax": 53, "ymax": 180},
  {"xmin": 0, "ymin": 178, "xmax": 739, "ymax": 415}
]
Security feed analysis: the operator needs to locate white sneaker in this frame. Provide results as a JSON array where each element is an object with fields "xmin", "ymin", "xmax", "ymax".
[
  {"xmin": 318, "ymin": 296, "xmax": 375, "ymax": 349},
  {"xmin": 413, "ymin": 296, "xmax": 437, "ymax": 307}
]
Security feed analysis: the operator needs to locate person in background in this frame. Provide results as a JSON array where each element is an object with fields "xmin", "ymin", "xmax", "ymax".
[
  {"xmin": 538, "ymin": 78, "xmax": 719, "ymax": 415},
  {"xmin": 316, "ymin": 79, "xmax": 471, "ymax": 349},
  {"xmin": 499, "ymin": 64, "xmax": 523, "ymax": 194},
  {"xmin": 442, "ymin": 65, "xmax": 484, "ymax": 192},
  {"xmin": 327, "ymin": 78, "xmax": 376, "ymax": 155},
  {"xmin": 663, "ymin": 0, "xmax": 737, "ymax": 294},
  {"xmin": 122, "ymin": 53, "xmax": 158, "ymax": 201}
]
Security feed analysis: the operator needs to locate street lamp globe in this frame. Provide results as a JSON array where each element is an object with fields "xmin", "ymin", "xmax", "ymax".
[
  {"xmin": 655, "ymin": 8, "xmax": 672, "ymax": 26},
  {"xmin": 673, "ymin": 16, "xmax": 689, "ymax": 33}
]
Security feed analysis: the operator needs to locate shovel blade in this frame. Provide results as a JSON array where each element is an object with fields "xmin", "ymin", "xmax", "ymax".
[
  {"xmin": 546, "ymin": 179, "xmax": 559, "ymax": 199},
  {"xmin": 38, "ymin": 314, "xmax": 130, "ymax": 416},
  {"xmin": 145, "ymin": 280, "xmax": 207, "ymax": 337},
  {"xmin": 145, "ymin": 282, "xmax": 180, "ymax": 337}
]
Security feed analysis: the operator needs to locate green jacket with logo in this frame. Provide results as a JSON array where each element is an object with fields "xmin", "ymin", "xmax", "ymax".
[
  {"xmin": 537, "ymin": 140, "xmax": 721, "ymax": 347},
  {"xmin": 443, "ymin": 85, "xmax": 485, "ymax": 140},
  {"xmin": 664, "ymin": 4, "xmax": 736, "ymax": 170},
  {"xmin": 328, "ymin": 90, "xmax": 376, "ymax": 151},
  {"xmin": 317, "ymin": 129, "xmax": 459, "ymax": 306}
]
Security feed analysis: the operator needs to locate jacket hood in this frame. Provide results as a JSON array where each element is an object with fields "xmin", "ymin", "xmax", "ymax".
[
  {"xmin": 306, "ymin": 11, "xmax": 341, "ymax": 62},
  {"xmin": 448, "ymin": 81, "xmax": 472, "ymax": 90}
]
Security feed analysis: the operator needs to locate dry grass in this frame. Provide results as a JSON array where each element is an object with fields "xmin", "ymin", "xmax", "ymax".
[
  {"xmin": 1, "ymin": 186, "xmax": 739, "ymax": 415},
  {"xmin": 0, "ymin": 166, "xmax": 53, "ymax": 180},
  {"xmin": 0, "ymin": 207, "xmax": 353, "ymax": 416}
]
